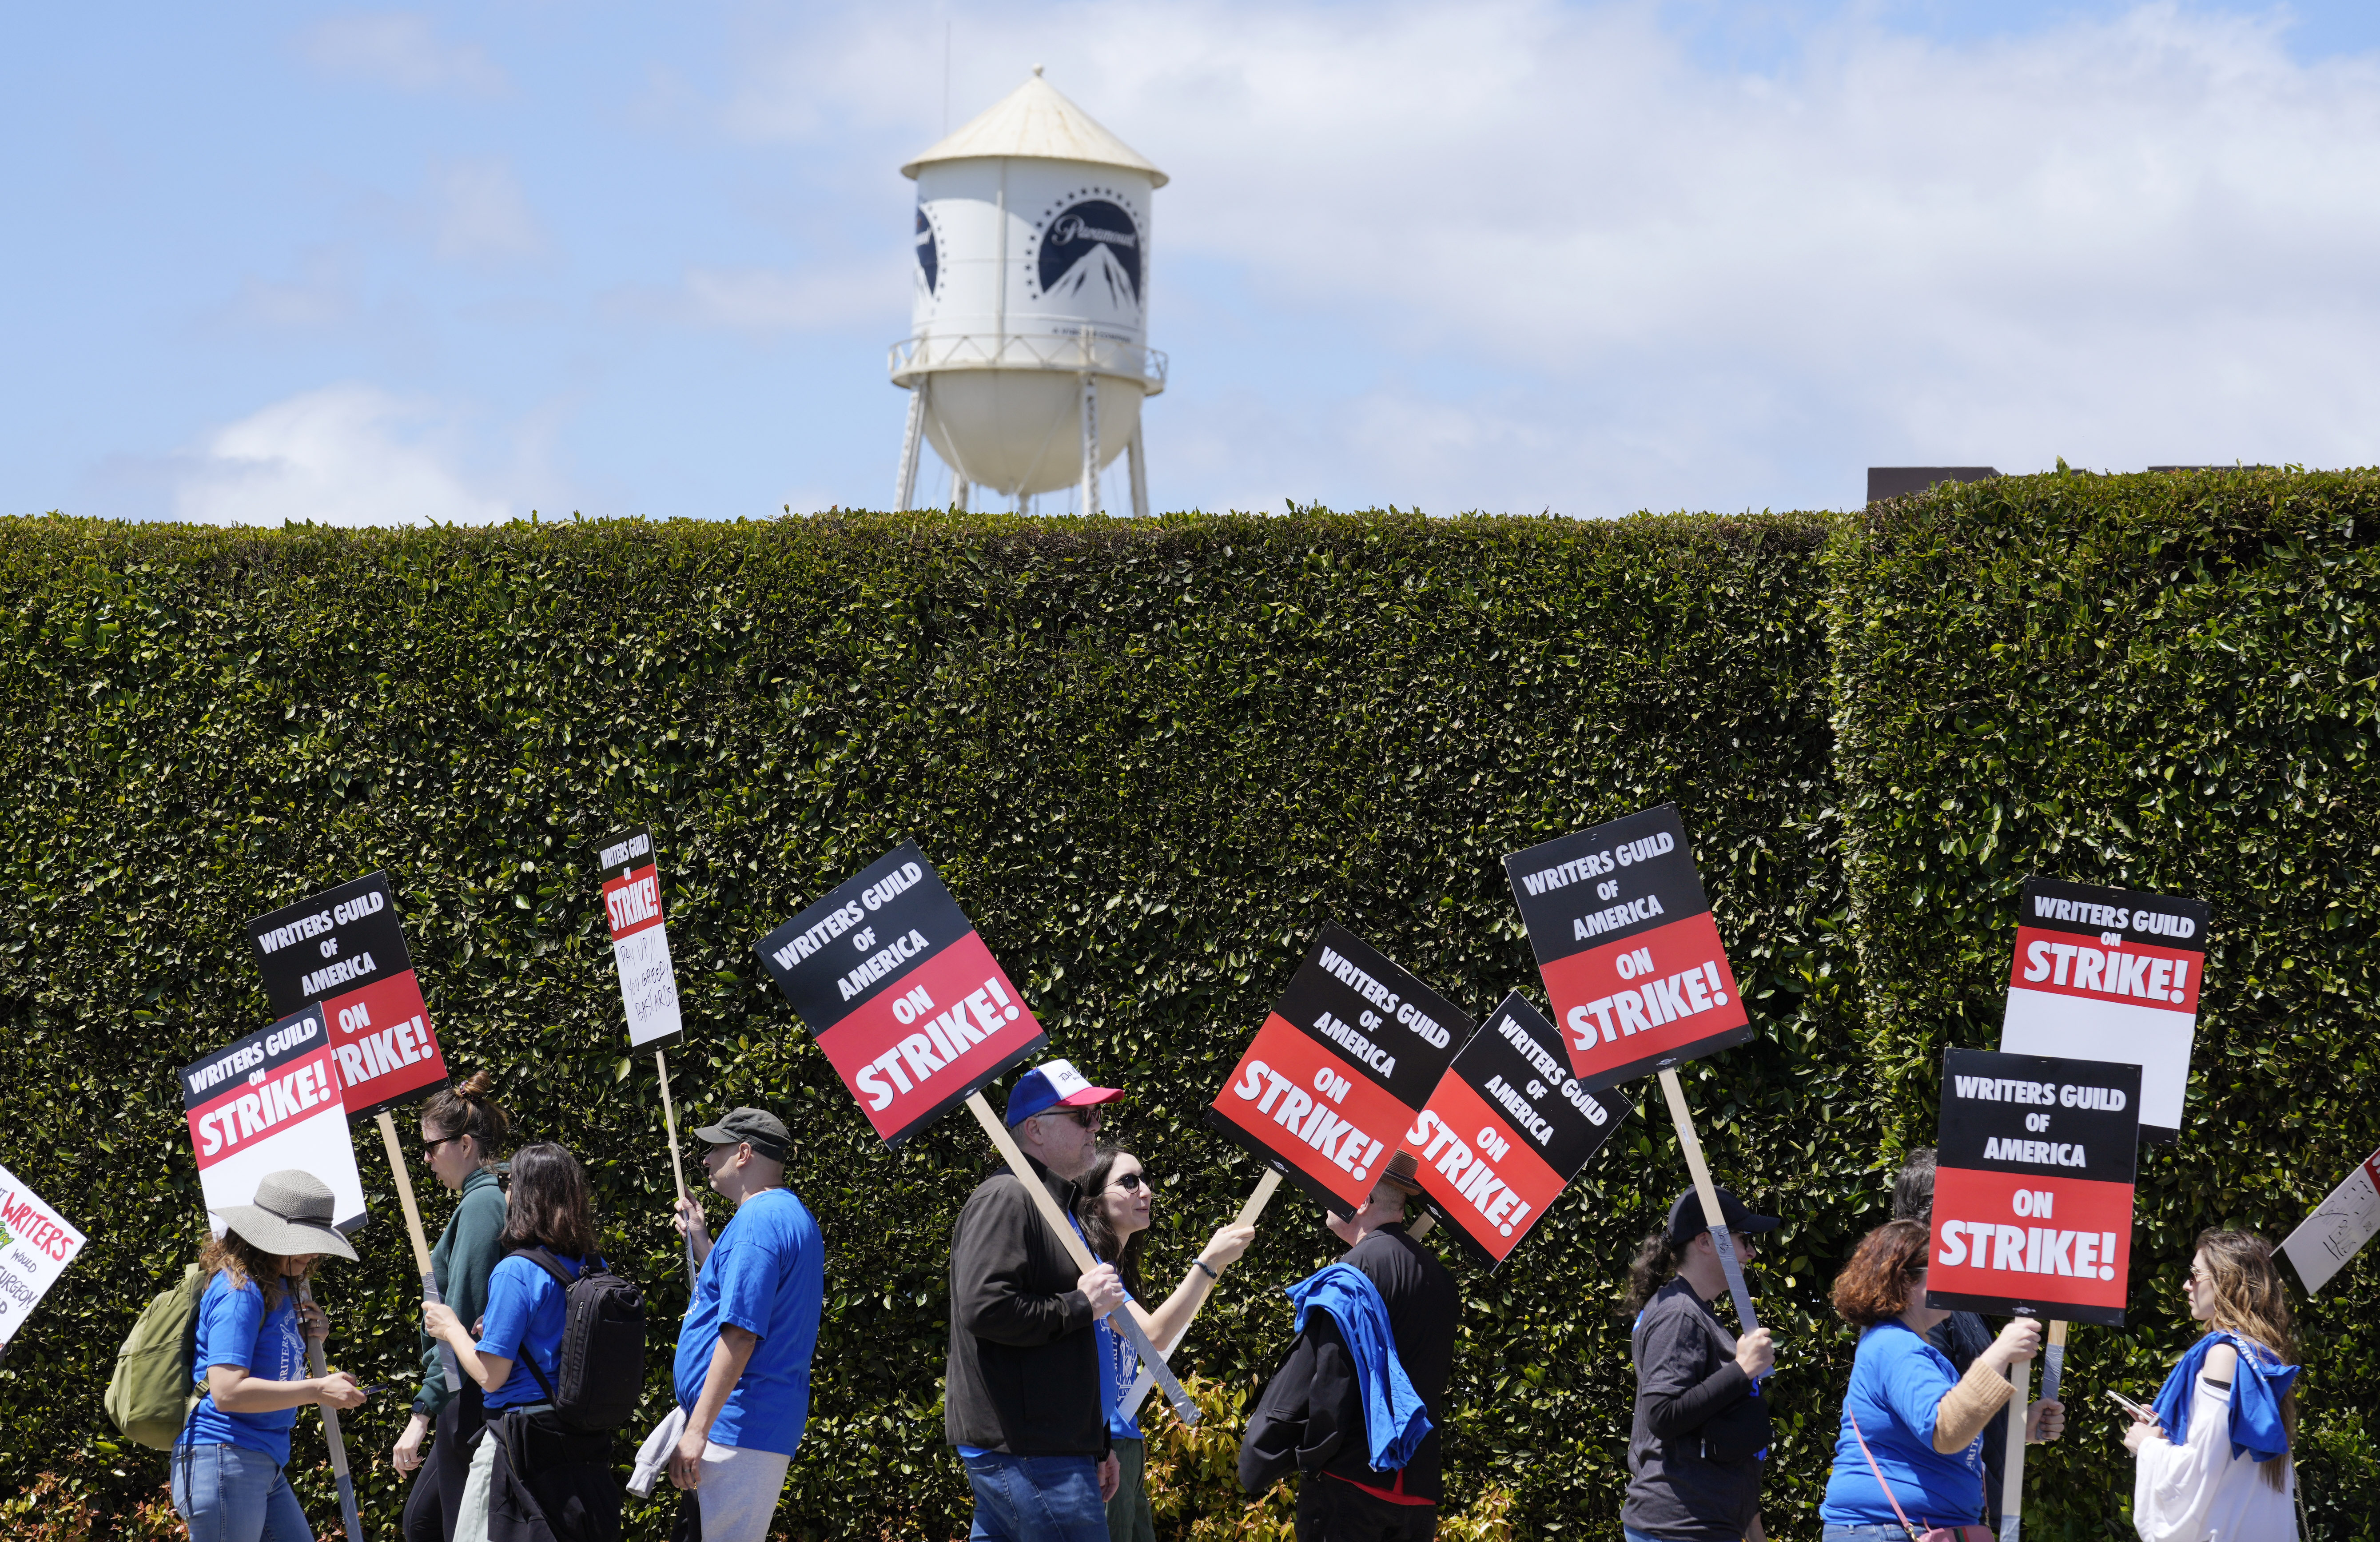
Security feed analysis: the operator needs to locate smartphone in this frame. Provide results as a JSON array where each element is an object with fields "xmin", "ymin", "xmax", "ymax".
[{"xmin": 2104, "ymin": 1389, "xmax": 2154, "ymax": 1420}]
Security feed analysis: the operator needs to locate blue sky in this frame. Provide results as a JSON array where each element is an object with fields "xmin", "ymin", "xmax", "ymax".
[{"xmin": 4, "ymin": 1, "xmax": 2377, "ymax": 523}]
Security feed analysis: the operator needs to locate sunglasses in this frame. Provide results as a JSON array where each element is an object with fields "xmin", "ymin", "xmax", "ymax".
[
  {"xmin": 422, "ymin": 1135, "xmax": 459, "ymax": 1156},
  {"xmin": 1040, "ymin": 1106, "xmax": 1102, "ymax": 1131},
  {"xmin": 1109, "ymin": 1171, "xmax": 1149, "ymax": 1192}
]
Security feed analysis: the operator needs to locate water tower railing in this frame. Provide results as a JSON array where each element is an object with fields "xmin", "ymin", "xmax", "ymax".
[{"xmin": 889, "ymin": 333, "xmax": 1167, "ymax": 395}]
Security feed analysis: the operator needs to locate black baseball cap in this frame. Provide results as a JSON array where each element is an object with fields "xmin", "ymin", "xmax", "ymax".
[
  {"xmin": 1666, "ymin": 1186, "xmax": 1779, "ymax": 1246},
  {"xmin": 692, "ymin": 1106, "xmax": 790, "ymax": 1162}
]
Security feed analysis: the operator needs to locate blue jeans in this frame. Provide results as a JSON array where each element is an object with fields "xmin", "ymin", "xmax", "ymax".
[
  {"xmin": 172, "ymin": 1442, "xmax": 312, "ymax": 1542},
  {"xmin": 1823, "ymin": 1527, "xmax": 1916, "ymax": 1541},
  {"xmin": 961, "ymin": 1451, "xmax": 1109, "ymax": 1542}
]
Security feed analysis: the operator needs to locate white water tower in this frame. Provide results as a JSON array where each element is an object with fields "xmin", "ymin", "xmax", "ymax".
[{"xmin": 892, "ymin": 68, "xmax": 1166, "ymax": 516}]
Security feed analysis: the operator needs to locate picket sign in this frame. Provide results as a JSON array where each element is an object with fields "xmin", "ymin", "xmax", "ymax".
[
  {"xmin": 295, "ymin": 1279, "xmax": 363, "ymax": 1542},
  {"xmin": 2281, "ymin": 1144, "xmax": 2380, "ymax": 1295},
  {"xmin": 373, "ymin": 1114, "xmax": 461, "ymax": 1394},
  {"xmin": 0, "ymin": 1163, "xmax": 86, "ymax": 1349},
  {"xmin": 962, "ymin": 1092, "xmax": 1201, "ymax": 1427},
  {"xmin": 1117, "ymin": 1166, "xmax": 1286, "ymax": 1421},
  {"xmin": 596, "ymin": 826, "xmax": 696, "ymax": 1292},
  {"xmin": 1655, "ymin": 1068, "xmax": 1761, "ymax": 1333}
]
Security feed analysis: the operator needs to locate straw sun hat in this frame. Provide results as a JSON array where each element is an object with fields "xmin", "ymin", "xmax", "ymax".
[{"xmin": 220, "ymin": 1170, "xmax": 358, "ymax": 1261}]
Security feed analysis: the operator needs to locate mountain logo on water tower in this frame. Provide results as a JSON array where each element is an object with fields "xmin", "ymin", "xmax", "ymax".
[
  {"xmin": 1029, "ymin": 190, "xmax": 1142, "ymax": 316},
  {"xmin": 914, "ymin": 205, "xmax": 941, "ymax": 298}
]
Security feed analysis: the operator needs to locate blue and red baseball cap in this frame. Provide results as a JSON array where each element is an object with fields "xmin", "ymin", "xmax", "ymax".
[{"xmin": 1004, "ymin": 1058, "xmax": 1123, "ymax": 1127}]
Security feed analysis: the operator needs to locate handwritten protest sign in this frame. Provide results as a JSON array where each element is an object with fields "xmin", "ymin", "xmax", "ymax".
[
  {"xmin": 755, "ymin": 841, "xmax": 1046, "ymax": 1147},
  {"xmin": 1504, "ymin": 804, "xmax": 1749, "ymax": 1091},
  {"xmin": 598, "ymin": 827, "xmax": 683, "ymax": 1047},
  {"xmin": 1997, "ymin": 877, "xmax": 2209, "ymax": 1142},
  {"xmin": 2281, "ymin": 1145, "xmax": 2380, "ymax": 1295},
  {"xmin": 247, "ymin": 872, "xmax": 450, "ymax": 1118},
  {"xmin": 1207, "ymin": 924, "xmax": 1472, "ymax": 1214},
  {"xmin": 179, "ymin": 1004, "xmax": 367, "ymax": 1235},
  {"xmin": 0, "ymin": 1162, "xmax": 86, "ymax": 1347},
  {"xmin": 1926, "ymin": 1047, "xmax": 2141, "ymax": 1327},
  {"xmin": 1405, "ymin": 993, "xmax": 1623, "ymax": 1267}
]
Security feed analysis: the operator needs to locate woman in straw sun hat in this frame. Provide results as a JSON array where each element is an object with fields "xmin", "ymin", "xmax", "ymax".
[{"xmin": 172, "ymin": 1168, "xmax": 371, "ymax": 1542}]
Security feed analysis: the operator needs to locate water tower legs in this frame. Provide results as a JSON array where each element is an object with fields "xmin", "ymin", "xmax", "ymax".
[
  {"xmin": 951, "ymin": 476, "xmax": 970, "ymax": 512},
  {"xmin": 1079, "ymin": 368, "xmax": 1101, "ymax": 516},
  {"xmin": 894, "ymin": 387, "xmax": 925, "ymax": 511},
  {"xmin": 1127, "ymin": 422, "xmax": 1149, "ymax": 519}
]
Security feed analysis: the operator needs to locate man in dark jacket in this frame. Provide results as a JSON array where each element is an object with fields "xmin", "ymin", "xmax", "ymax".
[
  {"xmin": 1240, "ymin": 1152, "xmax": 1458, "ymax": 1541},
  {"xmin": 946, "ymin": 1059, "xmax": 1128, "ymax": 1542},
  {"xmin": 1894, "ymin": 1147, "xmax": 2008, "ymax": 1524}
]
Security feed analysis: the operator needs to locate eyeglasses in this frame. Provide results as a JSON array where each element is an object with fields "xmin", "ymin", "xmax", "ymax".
[
  {"xmin": 422, "ymin": 1135, "xmax": 458, "ymax": 1156},
  {"xmin": 1109, "ymin": 1171, "xmax": 1149, "ymax": 1192},
  {"xmin": 1041, "ymin": 1107, "xmax": 1102, "ymax": 1132}
]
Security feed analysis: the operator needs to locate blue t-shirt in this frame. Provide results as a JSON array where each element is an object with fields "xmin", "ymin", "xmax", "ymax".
[
  {"xmin": 1096, "ymin": 1284, "xmax": 1143, "ymax": 1441},
  {"xmin": 183, "ymin": 1271, "xmax": 309, "ymax": 1465},
  {"xmin": 1822, "ymin": 1319, "xmax": 1990, "ymax": 1528},
  {"xmin": 673, "ymin": 1188, "xmax": 825, "ymax": 1456},
  {"xmin": 476, "ymin": 1252, "xmax": 588, "ymax": 1411}
]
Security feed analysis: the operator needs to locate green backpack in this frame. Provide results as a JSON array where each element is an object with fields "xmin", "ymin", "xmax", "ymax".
[{"xmin": 105, "ymin": 1263, "xmax": 207, "ymax": 1450}]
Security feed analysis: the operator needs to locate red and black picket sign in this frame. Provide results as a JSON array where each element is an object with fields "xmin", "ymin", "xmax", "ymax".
[
  {"xmin": 1998, "ymin": 877, "xmax": 2209, "ymax": 1144},
  {"xmin": 1504, "ymin": 804, "xmax": 1750, "ymax": 1090},
  {"xmin": 597, "ymin": 827, "xmax": 683, "ymax": 1048},
  {"xmin": 754, "ymin": 841, "xmax": 1046, "ymax": 1147},
  {"xmin": 1405, "ymin": 993, "xmax": 1624, "ymax": 1268},
  {"xmin": 1926, "ymin": 1047, "xmax": 2142, "ymax": 1327},
  {"xmin": 1207, "ymin": 923, "xmax": 1472, "ymax": 1215},
  {"xmin": 178, "ymin": 1003, "xmax": 367, "ymax": 1231},
  {"xmin": 246, "ymin": 873, "xmax": 450, "ymax": 1120}
]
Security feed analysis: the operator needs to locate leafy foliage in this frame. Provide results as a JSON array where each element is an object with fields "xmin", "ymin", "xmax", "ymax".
[{"xmin": 0, "ymin": 480, "xmax": 2366, "ymax": 1539}]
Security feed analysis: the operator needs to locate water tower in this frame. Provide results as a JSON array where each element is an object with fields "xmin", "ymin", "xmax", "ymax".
[{"xmin": 892, "ymin": 68, "xmax": 1166, "ymax": 516}]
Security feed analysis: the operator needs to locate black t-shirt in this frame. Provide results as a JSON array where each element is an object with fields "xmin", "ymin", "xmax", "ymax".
[{"xmin": 1621, "ymin": 1277, "xmax": 1766, "ymax": 1541}]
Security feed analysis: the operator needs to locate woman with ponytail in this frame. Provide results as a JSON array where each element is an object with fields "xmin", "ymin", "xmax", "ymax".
[
  {"xmin": 2124, "ymin": 1230, "xmax": 2300, "ymax": 1539},
  {"xmin": 397, "ymin": 1070, "xmax": 511, "ymax": 1542}
]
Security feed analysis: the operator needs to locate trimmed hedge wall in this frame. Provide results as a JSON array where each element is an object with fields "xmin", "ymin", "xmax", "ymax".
[{"xmin": 0, "ymin": 475, "xmax": 2373, "ymax": 1539}]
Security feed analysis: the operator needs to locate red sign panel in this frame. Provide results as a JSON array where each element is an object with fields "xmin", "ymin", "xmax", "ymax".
[{"xmin": 1211, "ymin": 1015, "xmax": 1407, "ymax": 1211}]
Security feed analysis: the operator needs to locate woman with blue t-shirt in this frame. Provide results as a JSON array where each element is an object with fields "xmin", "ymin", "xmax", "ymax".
[
  {"xmin": 1820, "ymin": 1219, "xmax": 2064, "ymax": 1540},
  {"xmin": 1075, "ymin": 1146, "xmax": 1257, "ymax": 1542},
  {"xmin": 172, "ymin": 1169, "xmax": 370, "ymax": 1542},
  {"xmin": 424, "ymin": 1142, "xmax": 619, "ymax": 1542}
]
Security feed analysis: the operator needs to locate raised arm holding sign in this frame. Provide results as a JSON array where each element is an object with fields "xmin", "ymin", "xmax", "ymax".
[
  {"xmin": 1505, "ymin": 804, "xmax": 1761, "ymax": 1329},
  {"xmin": 752, "ymin": 842, "xmax": 1198, "ymax": 1431}
]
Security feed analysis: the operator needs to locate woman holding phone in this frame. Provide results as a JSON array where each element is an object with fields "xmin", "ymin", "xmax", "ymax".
[{"xmin": 2122, "ymin": 1230, "xmax": 2300, "ymax": 1539}]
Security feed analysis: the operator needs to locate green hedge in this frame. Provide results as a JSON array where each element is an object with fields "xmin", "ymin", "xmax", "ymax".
[
  {"xmin": 0, "ymin": 479, "xmax": 2373, "ymax": 1539},
  {"xmin": 1828, "ymin": 467, "xmax": 2380, "ymax": 1538}
]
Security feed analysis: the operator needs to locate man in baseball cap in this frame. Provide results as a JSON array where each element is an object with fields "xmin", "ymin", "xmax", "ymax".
[
  {"xmin": 946, "ymin": 1059, "xmax": 1130, "ymax": 1541},
  {"xmin": 666, "ymin": 1104, "xmax": 824, "ymax": 1541}
]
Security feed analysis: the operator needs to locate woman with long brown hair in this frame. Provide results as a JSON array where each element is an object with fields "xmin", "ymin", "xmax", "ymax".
[
  {"xmin": 2123, "ymin": 1229, "xmax": 2300, "ymax": 1539},
  {"xmin": 396, "ymin": 1069, "xmax": 510, "ymax": 1542}
]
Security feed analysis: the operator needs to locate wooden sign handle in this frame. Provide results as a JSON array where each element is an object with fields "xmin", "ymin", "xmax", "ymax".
[
  {"xmin": 295, "ymin": 1279, "xmax": 365, "ymax": 1542},
  {"xmin": 656, "ymin": 1048, "xmax": 696, "ymax": 1294},
  {"xmin": 1999, "ymin": 1350, "xmax": 2031, "ymax": 1542},
  {"xmin": 1119, "ymin": 1166, "xmax": 1287, "ymax": 1420},
  {"xmin": 964, "ymin": 1092, "xmax": 1201, "ymax": 1427},
  {"xmin": 1656, "ymin": 1068, "xmax": 1761, "ymax": 1334},
  {"xmin": 376, "ymin": 1109, "xmax": 462, "ymax": 1394}
]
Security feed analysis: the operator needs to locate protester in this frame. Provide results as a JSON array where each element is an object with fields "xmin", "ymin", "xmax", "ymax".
[
  {"xmin": 1619, "ymin": 1187, "xmax": 1779, "ymax": 1542},
  {"xmin": 660, "ymin": 1106, "xmax": 825, "ymax": 1541},
  {"xmin": 1238, "ymin": 1151, "xmax": 1457, "ymax": 1542},
  {"xmin": 1890, "ymin": 1147, "xmax": 2012, "ymax": 1525},
  {"xmin": 946, "ymin": 1060, "xmax": 1130, "ymax": 1542},
  {"xmin": 1075, "ymin": 1145, "xmax": 1258, "ymax": 1542},
  {"xmin": 2123, "ymin": 1229, "xmax": 2300, "ymax": 1540},
  {"xmin": 1819, "ymin": 1218, "xmax": 2063, "ymax": 1540},
  {"xmin": 398, "ymin": 1070, "xmax": 511, "ymax": 1542},
  {"xmin": 171, "ymin": 1169, "xmax": 369, "ymax": 1542},
  {"xmin": 424, "ymin": 1143, "xmax": 621, "ymax": 1542}
]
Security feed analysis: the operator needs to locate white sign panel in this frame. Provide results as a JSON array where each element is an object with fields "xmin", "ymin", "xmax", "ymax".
[
  {"xmin": 2282, "ymin": 1147, "xmax": 2380, "ymax": 1295},
  {"xmin": 599, "ymin": 827, "xmax": 683, "ymax": 1048},
  {"xmin": 179, "ymin": 1004, "xmax": 368, "ymax": 1235},
  {"xmin": 0, "ymin": 1163, "xmax": 87, "ymax": 1346}
]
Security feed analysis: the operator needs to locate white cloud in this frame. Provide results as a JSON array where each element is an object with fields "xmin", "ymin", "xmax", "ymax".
[
  {"xmin": 174, "ymin": 385, "xmax": 514, "ymax": 526},
  {"xmin": 430, "ymin": 159, "xmax": 546, "ymax": 263},
  {"xmin": 600, "ymin": 261, "xmax": 905, "ymax": 333},
  {"xmin": 295, "ymin": 12, "xmax": 506, "ymax": 96},
  {"xmin": 722, "ymin": 0, "xmax": 2380, "ymax": 511}
]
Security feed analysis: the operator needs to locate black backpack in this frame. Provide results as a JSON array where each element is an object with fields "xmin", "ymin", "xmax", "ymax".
[{"xmin": 507, "ymin": 1248, "xmax": 647, "ymax": 1432}]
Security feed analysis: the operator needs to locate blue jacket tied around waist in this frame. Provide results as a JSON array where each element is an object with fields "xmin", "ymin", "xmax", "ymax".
[
  {"xmin": 2151, "ymin": 1330, "xmax": 2299, "ymax": 1465},
  {"xmin": 1284, "ymin": 1263, "xmax": 1432, "ymax": 1473}
]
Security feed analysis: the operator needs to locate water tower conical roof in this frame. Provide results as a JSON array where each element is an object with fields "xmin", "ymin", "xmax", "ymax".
[{"xmin": 902, "ymin": 71, "xmax": 1168, "ymax": 187}]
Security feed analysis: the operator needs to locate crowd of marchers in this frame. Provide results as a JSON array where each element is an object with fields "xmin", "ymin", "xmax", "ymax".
[{"xmin": 151, "ymin": 1060, "xmax": 2299, "ymax": 1542}]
